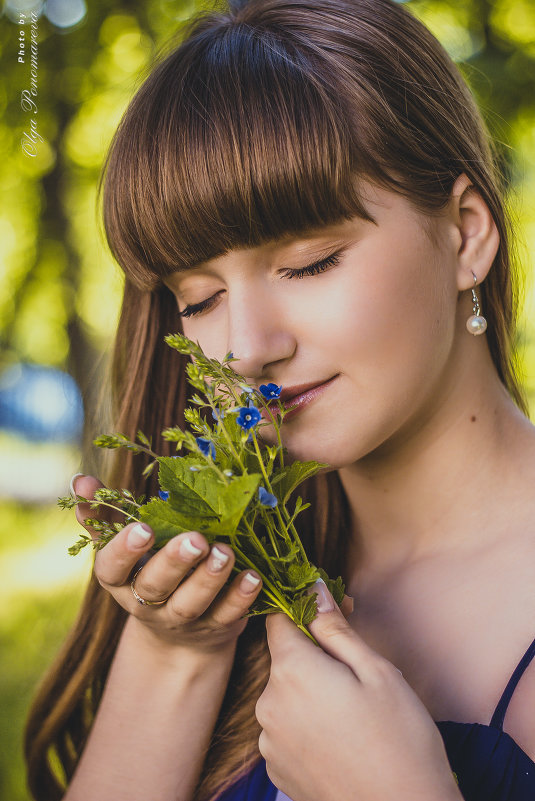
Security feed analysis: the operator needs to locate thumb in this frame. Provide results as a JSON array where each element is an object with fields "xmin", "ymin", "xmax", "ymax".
[{"xmin": 306, "ymin": 579, "xmax": 379, "ymax": 678}]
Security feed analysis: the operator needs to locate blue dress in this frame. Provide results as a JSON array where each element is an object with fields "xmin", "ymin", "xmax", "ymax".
[{"xmin": 215, "ymin": 636, "xmax": 535, "ymax": 801}]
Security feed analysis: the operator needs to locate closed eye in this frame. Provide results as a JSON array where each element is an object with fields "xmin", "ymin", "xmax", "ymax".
[
  {"xmin": 178, "ymin": 290, "xmax": 224, "ymax": 319},
  {"xmin": 178, "ymin": 251, "xmax": 342, "ymax": 317},
  {"xmin": 279, "ymin": 252, "xmax": 341, "ymax": 279}
]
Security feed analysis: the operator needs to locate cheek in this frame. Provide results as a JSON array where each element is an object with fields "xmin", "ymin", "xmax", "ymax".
[
  {"xmin": 180, "ymin": 311, "xmax": 229, "ymax": 363},
  {"xmin": 293, "ymin": 244, "xmax": 456, "ymax": 423}
]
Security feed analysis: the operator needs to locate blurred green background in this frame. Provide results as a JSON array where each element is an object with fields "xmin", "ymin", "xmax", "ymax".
[{"xmin": 0, "ymin": 0, "xmax": 534, "ymax": 798}]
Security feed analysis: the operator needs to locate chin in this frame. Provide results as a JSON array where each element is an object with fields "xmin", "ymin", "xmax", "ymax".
[{"xmin": 280, "ymin": 435, "xmax": 358, "ymax": 470}]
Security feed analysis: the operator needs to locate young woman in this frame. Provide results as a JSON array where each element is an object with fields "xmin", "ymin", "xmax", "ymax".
[{"xmin": 25, "ymin": 1, "xmax": 535, "ymax": 800}]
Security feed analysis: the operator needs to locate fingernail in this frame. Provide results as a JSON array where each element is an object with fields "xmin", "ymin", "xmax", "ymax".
[
  {"xmin": 312, "ymin": 578, "xmax": 335, "ymax": 613},
  {"xmin": 179, "ymin": 535, "xmax": 203, "ymax": 559},
  {"xmin": 127, "ymin": 523, "xmax": 152, "ymax": 548},
  {"xmin": 209, "ymin": 545, "xmax": 230, "ymax": 571},
  {"xmin": 69, "ymin": 472, "xmax": 84, "ymax": 498},
  {"xmin": 241, "ymin": 572, "xmax": 261, "ymax": 593}
]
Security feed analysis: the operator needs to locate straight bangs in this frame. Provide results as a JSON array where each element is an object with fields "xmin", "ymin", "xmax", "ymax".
[{"xmin": 99, "ymin": 14, "xmax": 375, "ymax": 290}]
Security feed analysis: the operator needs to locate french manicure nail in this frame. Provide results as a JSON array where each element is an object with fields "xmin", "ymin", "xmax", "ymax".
[
  {"xmin": 179, "ymin": 535, "xmax": 203, "ymax": 559},
  {"xmin": 313, "ymin": 578, "xmax": 335, "ymax": 613},
  {"xmin": 210, "ymin": 545, "xmax": 230, "ymax": 571},
  {"xmin": 127, "ymin": 523, "xmax": 152, "ymax": 548},
  {"xmin": 241, "ymin": 572, "xmax": 261, "ymax": 592},
  {"xmin": 69, "ymin": 472, "xmax": 85, "ymax": 498}
]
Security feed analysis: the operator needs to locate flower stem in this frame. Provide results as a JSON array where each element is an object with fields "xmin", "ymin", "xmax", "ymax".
[
  {"xmin": 79, "ymin": 499, "xmax": 140, "ymax": 524},
  {"xmin": 255, "ymin": 395, "xmax": 285, "ymax": 470},
  {"xmin": 243, "ymin": 518, "xmax": 282, "ymax": 577},
  {"xmin": 229, "ymin": 543, "xmax": 318, "ymax": 645}
]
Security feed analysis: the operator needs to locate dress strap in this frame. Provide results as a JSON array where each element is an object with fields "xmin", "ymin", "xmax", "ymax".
[{"xmin": 489, "ymin": 635, "xmax": 535, "ymax": 729}]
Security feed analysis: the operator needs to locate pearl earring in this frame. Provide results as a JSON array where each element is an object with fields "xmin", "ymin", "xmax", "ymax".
[{"xmin": 466, "ymin": 271, "xmax": 487, "ymax": 336}]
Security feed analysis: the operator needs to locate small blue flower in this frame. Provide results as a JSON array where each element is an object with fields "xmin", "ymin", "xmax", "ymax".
[
  {"xmin": 196, "ymin": 437, "xmax": 216, "ymax": 459},
  {"xmin": 258, "ymin": 486, "xmax": 278, "ymax": 508},
  {"xmin": 259, "ymin": 383, "xmax": 282, "ymax": 400},
  {"xmin": 239, "ymin": 384, "xmax": 254, "ymax": 395},
  {"xmin": 158, "ymin": 490, "xmax": 169, "ymax": 501},
  {"xmin": 212, "ymin": 407, "xmax": 225, "ymax": 421},
  {"xmin": 236, "ymin": 405, "xmax": 261, "ymax": 430}
]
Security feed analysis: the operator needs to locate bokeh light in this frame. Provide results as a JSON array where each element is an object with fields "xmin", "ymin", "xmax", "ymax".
[
  {"xmin": 43, "ymin": 0, "xmax": 87, "ymax": 29},
  {"xmin": 0, "ymin": 363, "xmax": 83, "ymax": 442}
]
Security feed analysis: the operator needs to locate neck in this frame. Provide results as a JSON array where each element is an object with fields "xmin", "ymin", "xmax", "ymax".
[{"xmin": 338, "ymin": 346, "xmax": 534, "ymax": 586}]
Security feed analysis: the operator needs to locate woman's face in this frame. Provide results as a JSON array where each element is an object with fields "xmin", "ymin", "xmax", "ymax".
[{"xmin": 164, "ymin": 182, "xmax": 462, "ymax": 468}]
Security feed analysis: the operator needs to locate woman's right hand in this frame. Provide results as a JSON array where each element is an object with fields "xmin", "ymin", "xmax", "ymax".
[{"xmin": 72, "ymin": 474, "xmax": 263, "ymax": 654}]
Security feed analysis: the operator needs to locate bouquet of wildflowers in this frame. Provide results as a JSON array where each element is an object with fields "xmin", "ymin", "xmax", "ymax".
[{"xmin": 59, "ymin": 334, "xmax": 345, "ymax": 641}]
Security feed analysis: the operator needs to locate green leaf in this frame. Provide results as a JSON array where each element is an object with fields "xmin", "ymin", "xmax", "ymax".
[
  {"xmin": 269, "ymin": 542, "xmax": 300, "ymax": 566},
  {"xmin": 270, "ymin": 461, "xmax": 327, "ymax": 505},
  {"xmin": 184, "ymin": 407, "xmax": 205, "ymax": 432},
  {"xmin": 57, "ymin": 495, "xmax": 76, "ymax": 509},
  {"xmin": 139, "ymin": 498, "xmax": 207, "ymax": 548},
  {"xmin": 68, "ymin": 534, "xmax": 92, "ymax": 555},
  {"xmin": 158, "ymin": 456, "xmax": 220, "ymax": 516},
  {"xmin": 245, "ymin": 603, "xmax": 282, "ymax": 617},
  {"xmin": 186, "ymin": 362, "xmax": 208, "ymax": 391},
  {"xmin": 289, "ymin": 593, "xmax": 318, "ymax": 626},
  {"xmin": 137, "ymin": 430, "xmax": 151, "ymax": 447},
  {"xmin": 219, "ymin": 411, "xmax": 246, "ymax": 447},
  {"xmin": 157, "ymin": 456, "xmax": 262, "ymax": 537},
  {"xmin": 287, "ymin": 496, "xmax": 311, "ymax": 527},
  {"xmin": 317, "ymin": 569, "xmax": 345, "ymax": 606},
  {"xmin": 217, "ymin": 474, "xmax": 262, "ymax": 535},
  {"xmin": 161, "ymin": 427, "xmax": 187, "ymax": 444},
  {"xmin": 93, "ymin": 433, "xmax": 143, "ymax": 452},
  {"xmin": 278, "ymin": 561, "xmax": 320, "ymax": 591},
  {"xmin": 142, "ymin": 461, "xmax": 157, "ymax": 478}
]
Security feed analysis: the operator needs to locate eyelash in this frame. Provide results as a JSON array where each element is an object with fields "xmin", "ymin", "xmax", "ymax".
[{"xmin": 178, "ymin": 252, "xmax": 341, "ymax": 318}]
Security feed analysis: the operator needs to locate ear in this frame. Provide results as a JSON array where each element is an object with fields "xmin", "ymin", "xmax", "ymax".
[{"xmin": 449, "ymin": 173, "xmax": 500, "ymax": 292}]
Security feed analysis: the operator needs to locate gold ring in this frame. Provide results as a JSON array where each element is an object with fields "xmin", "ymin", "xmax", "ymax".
[{"xmin": 130, "ymin": 567, "xmax": 169, "ymax": 606}]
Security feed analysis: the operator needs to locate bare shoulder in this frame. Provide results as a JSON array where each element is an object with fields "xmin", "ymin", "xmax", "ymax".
[
  {"xmin": 489, "ymin": 509, "xmax": 535, "ymax": 758},
  {"xmin": 348, "ymin": 517, "xmax": 535, "ymax": 756},
  {"xmin": 487, "ymin": 408, "xmax": 535, "ymax": 757}
]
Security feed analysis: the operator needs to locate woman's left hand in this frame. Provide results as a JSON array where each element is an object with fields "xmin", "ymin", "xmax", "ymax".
[{"xmin": 256, "ymin": 582, "xmax": 462, "ymax": 801}]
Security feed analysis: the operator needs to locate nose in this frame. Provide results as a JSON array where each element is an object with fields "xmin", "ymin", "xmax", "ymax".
[{"xmin": 226, "ymin": 288, "xmax": 296, "ymax": 380}]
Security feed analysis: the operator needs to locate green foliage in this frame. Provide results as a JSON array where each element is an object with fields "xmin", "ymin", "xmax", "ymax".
[
  {"xmin": 60, "ymin": 334, "xmax": 344, "ymax": 642},
  {"xmin": 271, "ymin": 462, "xmax": 326, "ymax": 505}
]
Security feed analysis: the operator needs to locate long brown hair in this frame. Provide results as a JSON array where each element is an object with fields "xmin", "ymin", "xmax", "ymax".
[{"xmin": 25, "ymin": 0, "xmax": 527, "ymax": 798}]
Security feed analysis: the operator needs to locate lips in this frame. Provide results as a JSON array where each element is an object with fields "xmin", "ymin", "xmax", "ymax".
[{"xmin": 264, "ymin": 374, "xmax": 339, "ymax": 418}]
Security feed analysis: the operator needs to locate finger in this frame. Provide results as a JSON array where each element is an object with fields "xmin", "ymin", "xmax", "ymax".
[
  {"xmin": 265, "ymin": 611, "xmax": 309, "ymax": 653},
  {"xmin": 306, "ymin": 579, "xmax": 384, "ymax": 680},
  {"xmin": 94, "ymin": 521, "xmax": 159, "ymax": 588},
  {"xmin": 72, "ymin": 474, "xmax": 108, "ymax": 536},
  {"xmin": 206, "ymin": 570, "xmax": 263, "ymax": 626},
  {"xmin": 340, "ymin": 593, "xmax": 354, "ymax": 618},
  {"xmin": 134, "ymin": 537, "xmax": 229, "ymax": 606},
  {"xmin": 165, "ymin": 547, "xmax": 260, "ymax": 620}
]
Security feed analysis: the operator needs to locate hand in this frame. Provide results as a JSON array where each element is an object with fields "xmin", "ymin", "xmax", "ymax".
[
  {"xmin": 72, "ymin": 474, "xmax": 263, "ymax": 654},
  {"xmin": 255, "ymin": 581, "xmax": 462, "ymax": 801}
]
